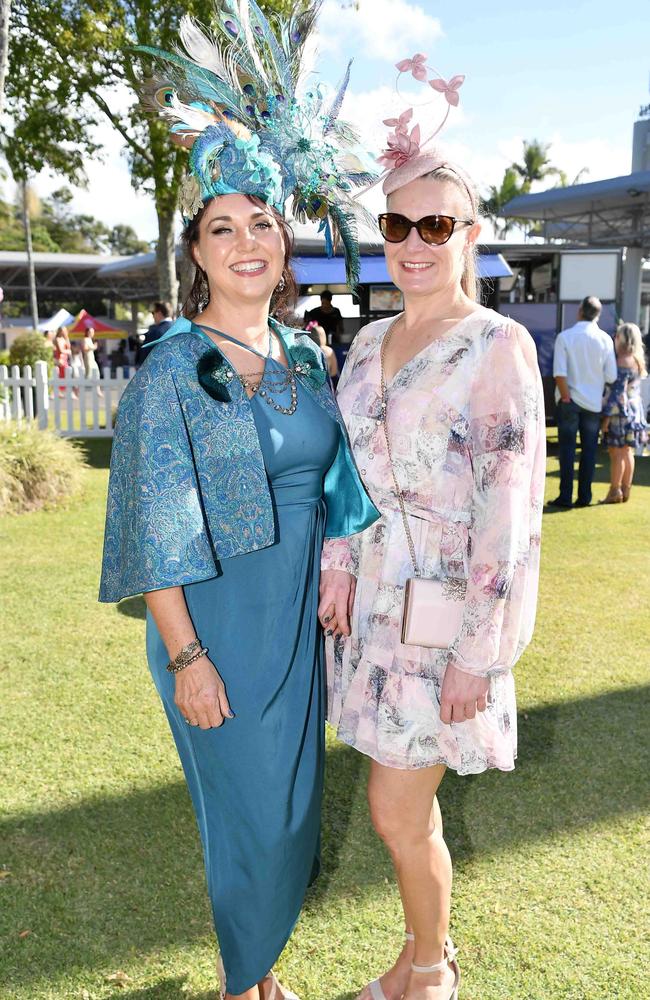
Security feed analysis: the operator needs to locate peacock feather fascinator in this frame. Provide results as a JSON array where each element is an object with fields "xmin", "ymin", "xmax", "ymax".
[{"xmin": 134, "ymin": 0, "xmax": 379, "ymax": 288}]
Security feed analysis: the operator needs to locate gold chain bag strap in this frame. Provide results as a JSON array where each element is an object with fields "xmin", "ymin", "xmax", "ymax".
[{"xmin": 379, "ymin": 319, "xmax": 465, "ymax": 649}]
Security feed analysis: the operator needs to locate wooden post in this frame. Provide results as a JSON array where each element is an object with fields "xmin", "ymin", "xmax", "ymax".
[
  {"xmin": 34, "ymin": 361, "xmax": 49, "ymax": 428},
  {"xmin": 0, "ymin": 363, "xmax": 9, "ymax": 422},
  {"xmin": 10, "ymin": 365, "xmax": 22, "ymax": 421},
  {"xmin": 23, "ymin": 364, "xmax": 34, "ymax": 420}
]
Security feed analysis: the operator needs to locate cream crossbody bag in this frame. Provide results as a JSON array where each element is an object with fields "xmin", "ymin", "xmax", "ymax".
[{"xmin": 379, "ymin": 321, "xmax": 465, "ymax": 649}]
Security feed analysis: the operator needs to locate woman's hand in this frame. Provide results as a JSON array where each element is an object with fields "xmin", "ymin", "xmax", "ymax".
[
  {"xmin": 175, "ymin": 656, "xmax": 233, "ymax": 730},
  {"xmin": 440, "ymin": 663, "xmax": 490, "ymax": 724},
  {"xmin": 319, "ymin": 569, "xmax": 356, "ymax": 638}
]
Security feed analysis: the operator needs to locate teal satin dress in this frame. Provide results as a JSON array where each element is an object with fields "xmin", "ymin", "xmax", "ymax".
[{"xmin": 146, "ymin": 334, "xmax": 339, "ymax": 994}]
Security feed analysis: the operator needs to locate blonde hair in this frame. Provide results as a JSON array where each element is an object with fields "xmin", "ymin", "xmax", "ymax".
[
  {"xmin": 616, "ymin": 322, "xmax": 647, "ymax": 377},
  {"xmin": 422, "ymin": 165, "xmax": 479, "ymax": 302}
]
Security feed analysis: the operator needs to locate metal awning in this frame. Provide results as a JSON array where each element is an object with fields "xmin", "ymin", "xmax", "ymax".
[
  {"xmin": 293, "ymin": 252, "xmax": 512, "ymax": 285},
  {"xmin": 476, "ymin": 253, "xmax": 514, "ymax": 279},
  {"xmin": 501, "ymin": 170, "xmax": 650, "ymax": 249}
]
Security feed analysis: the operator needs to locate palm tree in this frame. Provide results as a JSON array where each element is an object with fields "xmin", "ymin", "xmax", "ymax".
[
  {"xmin": 512, "ymin": 139, "xmax": 565, "ymax": 193},
  {"xmin": 481, "ymin": 166, "xmax": 524, "ymax": 239}
]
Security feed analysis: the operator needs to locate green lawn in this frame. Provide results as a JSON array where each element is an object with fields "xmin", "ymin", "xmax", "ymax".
[{"xmin": 1, "ymin": 435, "xmax": 648, "ymax": 1000}]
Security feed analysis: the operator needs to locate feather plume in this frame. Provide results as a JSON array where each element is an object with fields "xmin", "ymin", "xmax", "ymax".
[
  {"xmin": 133, "ymin": 1, "xmax": 380, "ymax": 283},
  {"xmin": 135, "ymin": 45, "xmax": 245, "ymax": 118},
  {"xmin": 179, "ymin": 16, "xmax": 240, "ymax": 92},
  {"xmin": 238, "ymin": 0, "xmax": 269, "ymax": 88},
  {"xmin": 324, "ymin": 60, "xmax": 351, "ymax": 134},
  {"xmin": 248, "ymin": 0, "xmax": 293, "ymax": 95},
  {"xmin": 329, "ymin": 202, "xmax": 361, "ymax": 289}
]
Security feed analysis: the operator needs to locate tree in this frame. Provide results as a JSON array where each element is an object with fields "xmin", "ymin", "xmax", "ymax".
[
  {"xmin": 0, "ymin": 186, "xmax": 150, "ymax": 254},
  {"xmin": 0, "ymin": 0, "xmax": 10, "ymax": 116},
  {"xmin": 481, "ymin": 167, "xmax": 524, "ymax": 240},
  {"xmin": 3, "ymin": 1, "xmax": 312, "ymax": 310},
  {"xmin": 17, "ymin": 181, "xmax": 39, "ymax": 327},
  {"xmin": 108, "ymin": 224, "xmax": 151, "ymax": 256},
  {"xmin": 511, "ymin": 139, "xmax": 565, "ymax": 193},
  {"xmin": 483, "ymin": 140, "xmax": 589, "ymax": 240}
]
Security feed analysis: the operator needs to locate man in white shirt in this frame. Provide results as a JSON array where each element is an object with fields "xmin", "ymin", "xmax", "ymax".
[{"xmin": 550, "ymin": 296, "xmax": 617, "ymax": 507}]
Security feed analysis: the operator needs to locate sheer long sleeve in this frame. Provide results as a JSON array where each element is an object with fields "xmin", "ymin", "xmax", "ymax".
[
  {"xmin": 447, "ymin": 323, "xmax": 546, "ymax": 678},
  {"xmin": 321, "ymin": 328, "xmax": 369, "ymax": 576}
]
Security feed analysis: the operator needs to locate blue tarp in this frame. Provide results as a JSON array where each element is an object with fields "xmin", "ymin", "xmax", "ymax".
[{"xmin": 292, "ymin": 253, "xmax": 512, "ymax": 285}]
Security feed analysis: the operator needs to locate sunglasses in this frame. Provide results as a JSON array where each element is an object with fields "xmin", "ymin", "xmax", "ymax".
[{"xmin": 378, "ymin": 212, "xmax": 475, "ymax": 246}]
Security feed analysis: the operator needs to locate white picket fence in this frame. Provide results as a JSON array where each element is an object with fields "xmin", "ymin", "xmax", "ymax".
[{"xmin": 0, "ymin": 360, "xmax": 132, "ymax": 437}]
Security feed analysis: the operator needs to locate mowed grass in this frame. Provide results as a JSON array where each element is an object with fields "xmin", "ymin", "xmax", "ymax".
[{"xmin": 1, "ymin": 435, "xmax": 648, "ymax": 1000}]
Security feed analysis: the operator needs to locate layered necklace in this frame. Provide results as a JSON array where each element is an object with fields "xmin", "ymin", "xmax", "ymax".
[
  {"xmin": 236, "ymin": 327, "xmax": 298, "ymax": 415},
  {"xmin": 200, "ymin": 323, "xmax": 325, "ymax": 417}
]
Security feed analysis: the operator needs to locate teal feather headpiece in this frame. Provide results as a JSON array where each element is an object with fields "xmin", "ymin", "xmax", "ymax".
[{"xmin": 135, "ymin": 0, "xmax": 378, "ymax": 288}]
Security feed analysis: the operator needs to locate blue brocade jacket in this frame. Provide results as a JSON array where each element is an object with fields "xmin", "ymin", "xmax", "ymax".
[{"xmin": 99, "ymin": 317, "xmax": 379, "ymax": 603}]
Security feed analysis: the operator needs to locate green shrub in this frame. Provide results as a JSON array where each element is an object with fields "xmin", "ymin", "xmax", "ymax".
[
  {"xmin": 9, "ymin": 331, "xmax": 53, "ymax": 370},
  {"xmin": 0, "ymin": 349, "xmax": 10, "ymax": 368},
  {"xmin": 0, "ymin": 424, "xmax": 86, "ymax": 515}
]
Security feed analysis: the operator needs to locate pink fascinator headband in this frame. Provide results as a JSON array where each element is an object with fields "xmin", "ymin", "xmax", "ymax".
[{"xmin": 375, "ymin": 54, "xmax": 466, "ymax": 195}]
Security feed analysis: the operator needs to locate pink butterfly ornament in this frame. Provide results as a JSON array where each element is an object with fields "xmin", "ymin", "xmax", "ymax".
[
  {"xmin": 430, "ymin": 74, "xmax": 465, "ymax": 107},
  {"xmin": 382, "ymin": 108, "xmax": 413, "ymax": 135},
  {"xmin": 395, "ymin": 53, "xmax": 428, "ymax": 82}
]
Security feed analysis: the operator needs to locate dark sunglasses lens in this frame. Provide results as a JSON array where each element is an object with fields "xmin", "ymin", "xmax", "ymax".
[
  {"xmin": 418, "ymin": 216, "xmax": 454, "ymax": 244},
  {"xmin": 380, "ymin": 214, "xmax": 411, "ymax": 242}
]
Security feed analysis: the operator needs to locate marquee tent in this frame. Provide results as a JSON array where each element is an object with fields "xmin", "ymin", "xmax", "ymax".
[{"xmin": 66, "ymin": 309, "xmax": 127, "ymax": 339}]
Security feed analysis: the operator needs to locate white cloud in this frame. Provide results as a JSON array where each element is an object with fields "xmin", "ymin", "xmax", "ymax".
[{"xmin": 316, "ymin": 0, "xmax": 443, "ymax": 62}]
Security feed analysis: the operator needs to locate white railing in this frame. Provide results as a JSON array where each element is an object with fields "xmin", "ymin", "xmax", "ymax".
[{"xmin": 0, "ymin": 360, "xmax": 133, "ymax": 437}]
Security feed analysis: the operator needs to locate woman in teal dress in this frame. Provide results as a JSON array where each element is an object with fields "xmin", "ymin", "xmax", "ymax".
[
  {"xmin": 100, "ymin": 190, "xmax": 377, "ymax": 999},
  {"xmin": 98, "ymin": 3, "xmax": 380, "ymax": 993},
  {"xmin": 144, "ymin": 315, "xmax": 340, "ymax": 995}
]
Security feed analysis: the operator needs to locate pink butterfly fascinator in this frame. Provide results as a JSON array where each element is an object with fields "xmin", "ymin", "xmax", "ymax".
[{"xmin": 375, "ymin": 54, "xmax": 466, "ymax": 194}]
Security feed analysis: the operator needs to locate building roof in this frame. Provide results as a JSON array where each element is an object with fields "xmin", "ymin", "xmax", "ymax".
[
  {"xmin": 501, "ymin": 170, "xmax": 650, "ymax": 250},
  {"xmin": 0, "ymin": 251, "xmax": 126, "ymax": 268}
]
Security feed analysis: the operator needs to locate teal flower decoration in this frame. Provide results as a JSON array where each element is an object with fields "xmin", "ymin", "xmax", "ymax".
[
  {"xmin": 289, "ymin": 344, "xmax": 327, "ymax": 389},
  {"xmin": 197, "ymin": 349, "xmax": 233, "ymax": 403}
]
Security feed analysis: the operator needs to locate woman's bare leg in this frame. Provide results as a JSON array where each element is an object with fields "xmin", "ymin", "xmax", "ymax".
[
  {"xmin": 608, "ymin": 446, "xmax": 624, "ymax": 490},
  {"xmin": 357, "ymin": 761, "xmax": 455, "ymax": 1000},
  {"xmin": 621, "ymin": 446, "xmax": 635, "ymax": 490}
]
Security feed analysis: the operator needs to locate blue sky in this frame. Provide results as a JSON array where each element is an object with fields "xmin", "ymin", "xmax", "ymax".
[
  {"xmin": 11, "ymin": 0, "xmax": 649, "ymax": 242},
  {"xmin": 336, "ymin": 0, "xmax": 648, "ymax": 154}
]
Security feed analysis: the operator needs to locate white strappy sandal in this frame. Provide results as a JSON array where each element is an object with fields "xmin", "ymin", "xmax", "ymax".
[
  {"xmin": 362, "ymin": 931, "xmax": 415, "ymax": 1000},
  {"xmin": 218, "ymin": 955, "xmax": 301, "ymax": 1000},
  {"xmin": 410, "ymin": 937, "xmax": 460, "ymax": 1000}
]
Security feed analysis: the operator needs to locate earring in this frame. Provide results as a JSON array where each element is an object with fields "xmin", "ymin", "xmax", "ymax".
[{"xmin": 276, "ymin": 275, "xmax": 286, "ymax": 292}]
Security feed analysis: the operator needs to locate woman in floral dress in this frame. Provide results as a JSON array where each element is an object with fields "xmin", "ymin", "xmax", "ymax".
[
  {"xmin": 319, "ymin": 154, "xmax": 546, "ymax": 1000},
  {"xmin": 601, "ymin": 322, "xmax": 648, "ymax": 503}
]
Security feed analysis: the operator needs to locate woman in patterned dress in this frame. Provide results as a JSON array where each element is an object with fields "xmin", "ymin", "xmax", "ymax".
[
  {"xmin": 319, "ymin": 155, "xmax": 546, "ymax": 1000},
  {"xmin": 601, "ymin": 322, "xmax": 648, "ymax": 503}
]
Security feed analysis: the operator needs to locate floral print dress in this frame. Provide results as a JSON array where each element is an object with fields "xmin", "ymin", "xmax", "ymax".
[
  {"xmin": 602, "ymin": 364, "xmax": 648, "ymax": 449},
  {"xmin": 321, "ymin": 309, "xmax": 546, "ymax": 774}
]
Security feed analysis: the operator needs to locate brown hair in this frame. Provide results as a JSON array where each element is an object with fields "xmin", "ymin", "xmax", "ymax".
[
  {"xmin": 180, "ymin": 196, "xmax": 298, "ymax": 321},
  {"xmin": 421, "ymin": 165, "xmax": 479, "ymax": 302}
]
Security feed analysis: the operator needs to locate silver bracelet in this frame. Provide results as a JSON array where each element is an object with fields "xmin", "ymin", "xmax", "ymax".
[{"xmin": 166, "ymin": 638, "xmax": 207, "ymax": 674}]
